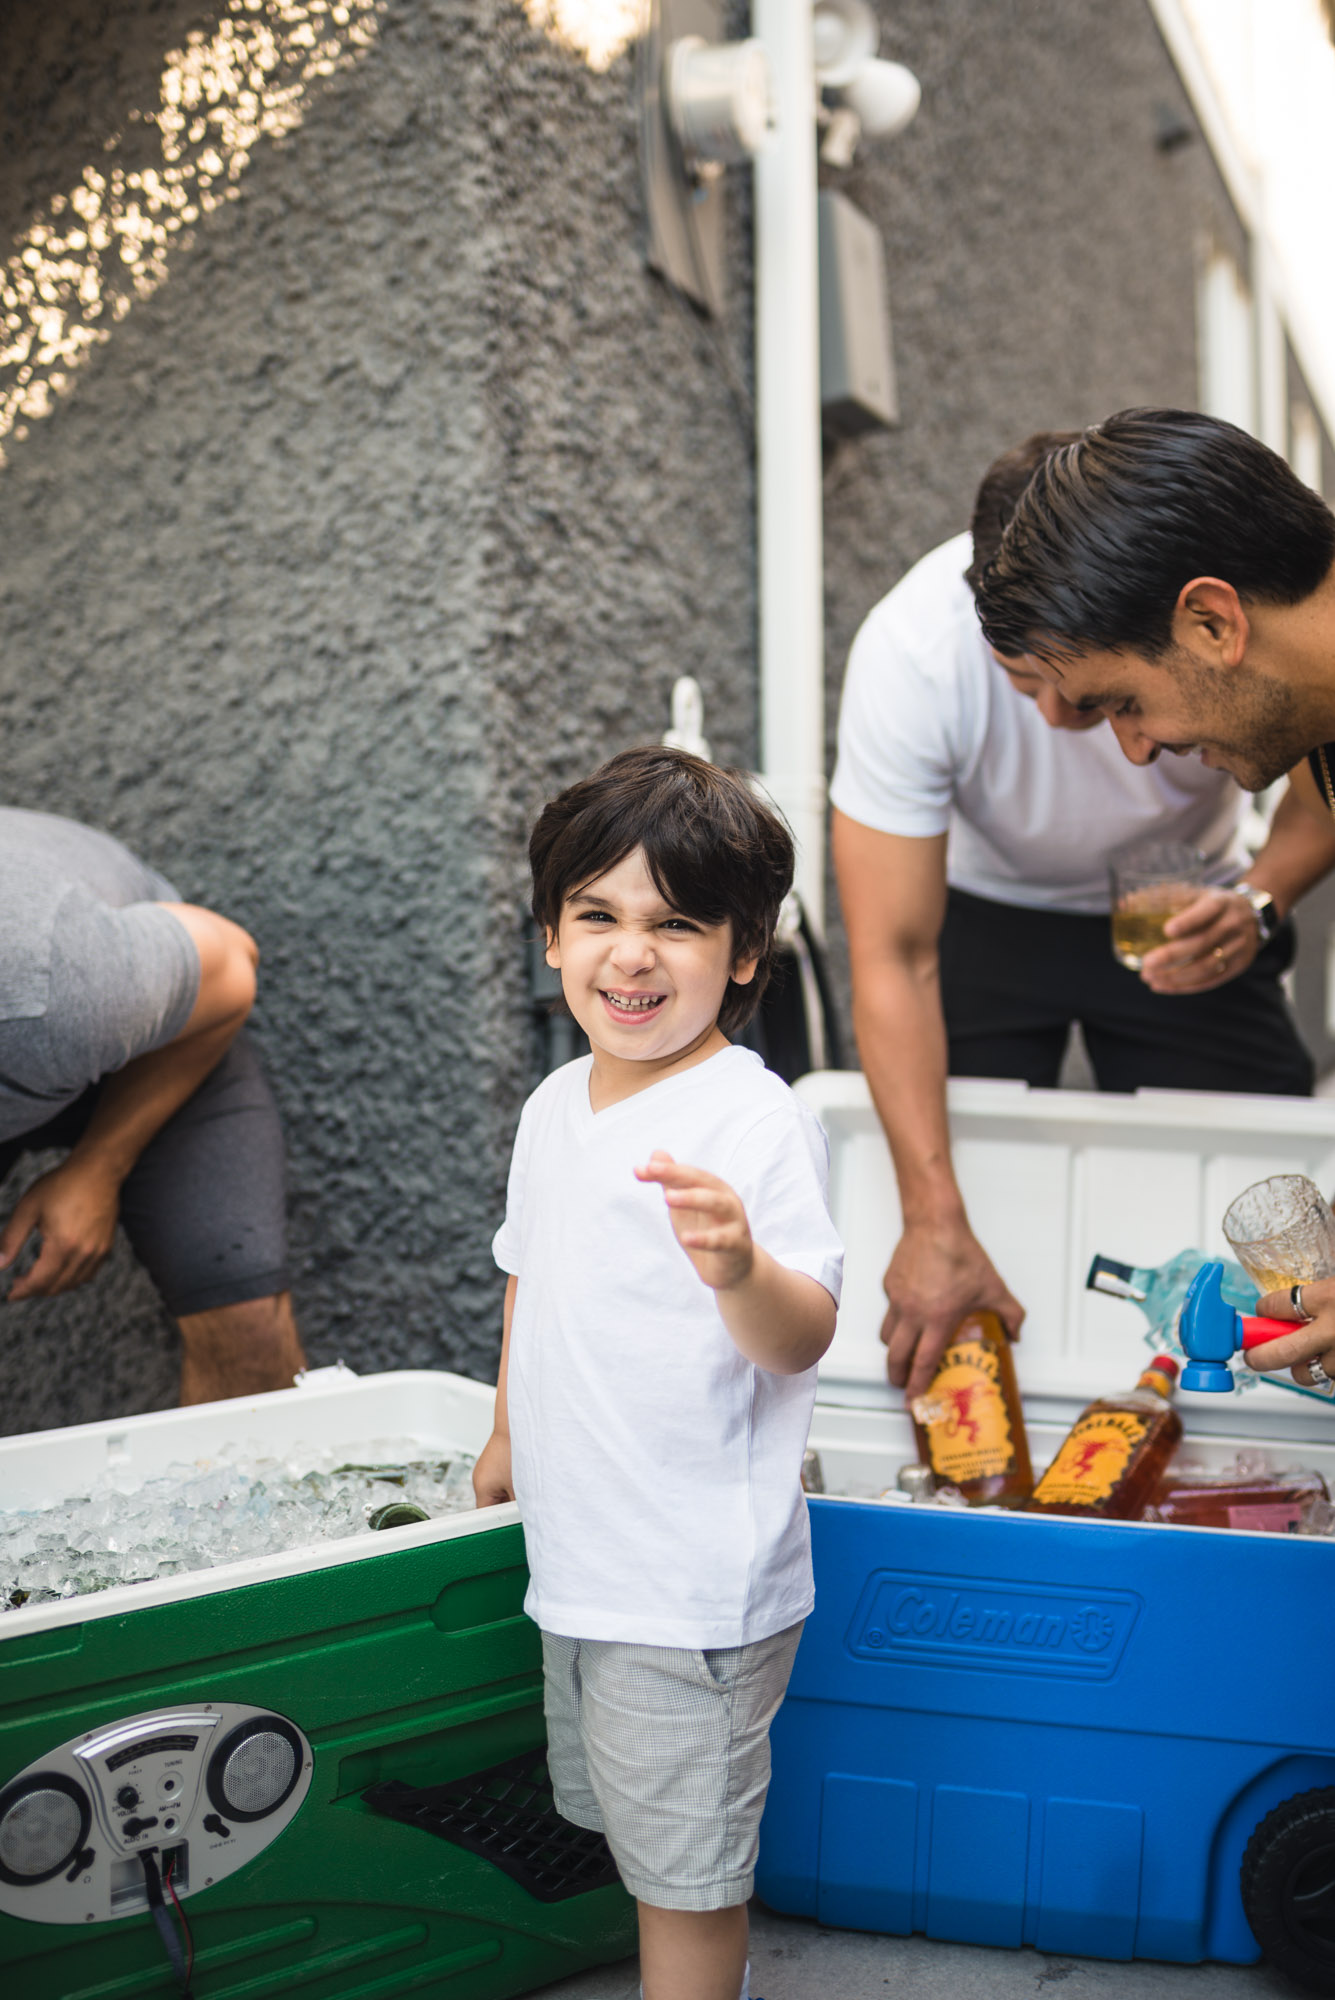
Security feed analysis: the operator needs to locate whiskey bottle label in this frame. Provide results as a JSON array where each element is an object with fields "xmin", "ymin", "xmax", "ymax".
[
  {"xmin": 918, "ymin": 1342, "xmax": 1016, "ymax": 1484},
  {"xmin": 1032, "ymin": 1410, "xmax": 1150, "ymax": 1507}
]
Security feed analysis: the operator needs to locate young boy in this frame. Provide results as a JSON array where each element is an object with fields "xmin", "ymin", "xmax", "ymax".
[{"xmin": 474, "ymin": 746, "xmax": 844, "ymax": 2000}]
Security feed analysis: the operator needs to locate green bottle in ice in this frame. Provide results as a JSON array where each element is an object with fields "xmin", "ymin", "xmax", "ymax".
[{"xmin": 1087, "ymin": 1250, "xmax": 1258, "ymax": 1350}]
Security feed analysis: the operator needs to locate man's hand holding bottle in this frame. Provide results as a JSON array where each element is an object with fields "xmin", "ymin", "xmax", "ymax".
[{"xmin": 882, "ymin": 1215, "xmax": 1025, "ymax": 1402}]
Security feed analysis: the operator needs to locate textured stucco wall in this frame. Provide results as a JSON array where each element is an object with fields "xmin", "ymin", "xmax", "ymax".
[
  {"xmin": 0, "ymin": 0, "xmax": 756, "ymax": 1432},
  {"xmin": 817, "ymin": 0, "xmax": 1250, "ymax": 1039},
  {"xmin": 0, "ymin": 0, "xmax": 1301, "ymax": 1436}
]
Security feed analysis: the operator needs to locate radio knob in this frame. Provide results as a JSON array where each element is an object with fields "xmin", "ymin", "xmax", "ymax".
[{"xmin": 115, "ymin": 1786, "xmax": 139, "ymax": 1810}]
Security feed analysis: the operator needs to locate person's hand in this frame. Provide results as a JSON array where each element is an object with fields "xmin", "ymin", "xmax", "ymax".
[
  {"xmin": 882, "ymin": 1217, "xmax": 1024, "ymax": 1401},
  {"xmin": 636, "ymin": 1150, "xmax": 754, "ymax": 1292},
  {"xmin": 472, "ymin": 1430, "xmax": 515, "ymax": 1507},
  {"xmin": 1244, "ymin": 1280, "xmax": 1335, "ymax": 1393},
  {"xmin": 1139, "ymin": 888, "xmax": 1262, "ymax": 995},
  {"xmin": 0, "ymin": 1156, "xmax": 123, "ymax": 1300}
]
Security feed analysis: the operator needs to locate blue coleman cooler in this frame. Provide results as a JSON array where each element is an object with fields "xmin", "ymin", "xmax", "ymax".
[{"xmin": 758, "ymin": 1075, "xmax": 1335, "ymax": 1992}]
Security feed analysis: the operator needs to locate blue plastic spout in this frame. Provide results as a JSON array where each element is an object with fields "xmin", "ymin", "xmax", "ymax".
[{"xmin": 1178, "ymin": 1263, "xmax": 1243, "ymax": 1392}]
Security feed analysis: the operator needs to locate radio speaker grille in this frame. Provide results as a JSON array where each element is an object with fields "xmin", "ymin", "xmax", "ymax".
[
  {"xmin": 208, "ymin": 1718, "xmax": 303, "ymax": 1822},
  {"xmin": 0, "ymin": 1776, "xmax": 89, "ymax": 1885}
]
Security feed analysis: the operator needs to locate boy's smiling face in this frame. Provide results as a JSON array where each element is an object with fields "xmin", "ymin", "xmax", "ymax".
[{"xmin": 546, "ymin": 846, "xmax": 758, "ymax": 1081}]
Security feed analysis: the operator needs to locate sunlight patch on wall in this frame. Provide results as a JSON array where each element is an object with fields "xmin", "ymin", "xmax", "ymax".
[
  {"xmin": 0, "ymin": 0, "xmax": 386, "ymax": 464},
  {"xmin": 524, "ymin": 0, "xmax": 645, "ymax": 72}
]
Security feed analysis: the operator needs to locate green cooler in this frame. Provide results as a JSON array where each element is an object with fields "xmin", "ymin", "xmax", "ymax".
[{"xmin": 0, "ymin": 1367, "xmax": 635, "ymax": 1997}]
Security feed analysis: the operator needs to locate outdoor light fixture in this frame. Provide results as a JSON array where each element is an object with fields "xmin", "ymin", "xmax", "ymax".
[
  {"xmin": 811, "ymin": 0, "xmax": 876, "ymax": 85},
  {"xmin": 812, "ymin": 0, "xmax": 921, "ymax": 168},
  {"xmin": 641, "ymin": 0, "xmax": 776, "ymax": 316},
  {"xmin": 666, "ymin": 33, "xmax": 775, "ymax": 173}
]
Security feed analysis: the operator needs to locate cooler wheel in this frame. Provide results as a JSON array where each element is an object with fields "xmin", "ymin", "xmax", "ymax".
[{"xmin": 1242, "ymin": 1787, "xmax": 1335, "ymax": 1994}]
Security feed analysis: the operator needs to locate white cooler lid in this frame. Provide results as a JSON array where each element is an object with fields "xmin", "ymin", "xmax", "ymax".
[{"xmin": 799, "ymin": 1071, "xmax": 1335, "ymax": 1429}]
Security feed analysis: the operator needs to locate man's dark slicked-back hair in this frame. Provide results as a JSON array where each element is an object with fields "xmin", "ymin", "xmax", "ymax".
[
  {"xmin": 963, "ymin": 429, "xmax": 1080, "ymax": 597},
  {"xmin": 530, "ymin": 745, "xmax": 795, "ymax": 1034},
  {"xmin": 975, "ymin": 408, "xmax": 1335, "ymax": 663}
]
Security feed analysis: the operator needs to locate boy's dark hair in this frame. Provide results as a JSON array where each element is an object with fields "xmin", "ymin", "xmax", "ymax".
[
  {"xmin": 963, "ymin": 429, "xmax": 1080, "ymax": 596},
  {"xmin": 975, "ymin": 407, "xmax": 1335, "ymax": 663},
  {"xmin": 530, "ymin": 746, "xmax": 794, "ymax": 1033}
]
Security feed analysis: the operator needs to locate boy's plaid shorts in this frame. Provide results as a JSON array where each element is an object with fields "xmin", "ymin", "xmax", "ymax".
[{"xmin": 540, "ymin": 1620, "xmax": 803, "ymax": 1911}]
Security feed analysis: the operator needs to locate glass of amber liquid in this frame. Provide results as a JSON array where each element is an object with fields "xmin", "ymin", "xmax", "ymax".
[
  {"xmin": 1222, "ymin": 1174, "xmax": 1335, "ymax": 1294},
  {"xmin": 1109, "ymin": 842, "xmax": 1207, "ymax": 970}
]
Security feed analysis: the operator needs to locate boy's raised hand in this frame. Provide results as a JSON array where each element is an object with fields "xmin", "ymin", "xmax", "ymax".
[{"xmin": 636, "ymin": 1150, "xmax": 754, "ymax": 1292}]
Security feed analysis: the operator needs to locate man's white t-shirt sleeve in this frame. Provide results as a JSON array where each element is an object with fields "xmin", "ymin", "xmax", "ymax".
[
  {"xmin": 725, "ymin": 1103, "xmax": 844, "ymax": 1308},
  {"xmin": 830, "ymin": 608, "xmax": 963, "ymax": 840}
]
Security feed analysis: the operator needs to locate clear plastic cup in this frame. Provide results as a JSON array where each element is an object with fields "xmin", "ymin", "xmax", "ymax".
[
  {"xmin": 1222, "ymin": 1174, "xmax": 1335, "ymax": 1294},
  {"xmin": 1109, "ymin": 841, "xmax": 1207, "ymax": 970}
]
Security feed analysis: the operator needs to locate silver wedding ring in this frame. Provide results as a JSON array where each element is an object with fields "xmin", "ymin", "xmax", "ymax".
[
  {"xmin": 1308, "ymin": 1356, "xmax": 1332, "ymax": 1390},
  {"xmin": 1292, "ymin": 1284, "xmax": 1315, "ymax": 1322}
]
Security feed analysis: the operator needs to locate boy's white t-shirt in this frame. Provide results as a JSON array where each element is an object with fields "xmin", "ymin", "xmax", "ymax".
[
  {"xmin": 492, "ymin": 1045, "xmax": 844, "ymax": 1649},
  {"xmin": 830, "ymin": 533, "xmax": 1249, "ymax": 913}
]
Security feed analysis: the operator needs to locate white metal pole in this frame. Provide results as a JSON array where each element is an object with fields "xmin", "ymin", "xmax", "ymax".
[{"xmin": 752, "ymin": 0, "xmax": 826, "ymax": 933}]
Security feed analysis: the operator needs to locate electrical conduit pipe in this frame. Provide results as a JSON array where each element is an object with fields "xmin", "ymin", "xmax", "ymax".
[{"xmin": 751, "ymin": 1, "xmax": 826, "ymax": 934}]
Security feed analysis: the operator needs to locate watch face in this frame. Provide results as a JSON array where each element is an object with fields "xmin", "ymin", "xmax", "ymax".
[{"xmin": 1249, "ymin": 890, "xmax": 1276, "ymax": 939}]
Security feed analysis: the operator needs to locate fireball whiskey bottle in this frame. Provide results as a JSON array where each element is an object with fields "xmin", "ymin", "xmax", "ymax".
[
  {"xmin": 1027, "ymin": 1357, "xmax": 1182, "ymax": 1519},
  {"xmin": 911, "ymin": 1311, "xmax": 1033, "ymax": 1506}
]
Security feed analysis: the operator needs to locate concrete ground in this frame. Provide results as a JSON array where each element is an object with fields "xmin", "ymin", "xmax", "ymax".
[{"xmin": 537, "ymin": 1903, "xmax": 1297, "ymax": 1999}]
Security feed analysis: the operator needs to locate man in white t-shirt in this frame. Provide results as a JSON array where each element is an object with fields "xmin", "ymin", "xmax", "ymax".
[
  {"xmin": 832, "ymin": 434, "xmax": 1335, "ymax": 1400},
  {"xmin": 474, "ymin": 746, "xmax": 842, "ymax": 2000}
]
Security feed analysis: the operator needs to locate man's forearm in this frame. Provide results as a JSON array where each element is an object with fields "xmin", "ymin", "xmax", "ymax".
[
  {"xmin": 68, "ymin": 1014, "xmax": 249, "ymax": 1189},
  {"xmin": 0, "ymin": 903, "xmax": 259, "ymax": 1300},
  {"xmin": 1243, "ymin": 784, "xmax": 1335, "ymax": 918},
  {"xmin": 853, "ymin": 954, "xmax": 965, "ymax": 1225},
  {"xmin": 69, "ymin": 902, "xmax": 258, "ymax": 1191}
]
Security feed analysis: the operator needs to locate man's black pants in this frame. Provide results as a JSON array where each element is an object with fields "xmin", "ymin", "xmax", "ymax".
[{"xmin": 939, "ymin": 887, "xmax": 1315, "ymax": 1096}]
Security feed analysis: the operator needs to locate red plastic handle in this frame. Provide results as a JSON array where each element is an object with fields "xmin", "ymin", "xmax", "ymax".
[{"xmin": 1240, "ymin": 1314, "xmax": 1306, "ymax": 1349}]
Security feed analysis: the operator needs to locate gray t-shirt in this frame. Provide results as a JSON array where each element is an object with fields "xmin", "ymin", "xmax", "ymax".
[{"xmin": 0, "ymin": 809, "xmax": 201, "ymax": 1143}]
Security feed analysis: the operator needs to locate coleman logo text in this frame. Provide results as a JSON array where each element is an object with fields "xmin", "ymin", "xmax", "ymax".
[{"xmin": 848, "ymin": 1571, "xmax": 1139, "ymax": 1680}]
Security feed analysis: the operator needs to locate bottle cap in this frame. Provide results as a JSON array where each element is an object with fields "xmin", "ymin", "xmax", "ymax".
[
  {"xmin": 1087, "ymin": 1254, "xmax": 1146, "ymax": 1302},
  {"xmin": 897, "ymin": 1463, "xmax": 937, "ymax": 1499},
  {"xmin": 1149, "ymin": 1356, "xmax": 1179, "ymax": 1382}
]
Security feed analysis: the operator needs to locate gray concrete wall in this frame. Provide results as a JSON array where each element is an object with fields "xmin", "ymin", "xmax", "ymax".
[
  {"xmin": 0, "ymin": 0, "xmax": 756, "ymax": 1432},
  {"xmin": 0, "ymin": 0, "xmax": 1308, "ymax": 1436}
]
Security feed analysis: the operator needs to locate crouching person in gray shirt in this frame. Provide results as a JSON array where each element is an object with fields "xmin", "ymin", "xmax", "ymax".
[{"xmin": 0, "ymin": 809, "xmax": 306, "ymax": 1403}]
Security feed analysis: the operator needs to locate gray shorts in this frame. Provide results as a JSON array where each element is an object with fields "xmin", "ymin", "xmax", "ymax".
[
  {"xmin": 541, "ymin": 1621, "xmax": 803, "ymax": 1912},
  {"xmin": 0, "ymin": 1033, "xmax": 290, "ymax": 1318}
]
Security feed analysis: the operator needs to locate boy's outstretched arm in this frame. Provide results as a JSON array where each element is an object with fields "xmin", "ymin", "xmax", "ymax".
[
  {"xmin": 635, "ymin": 1151, "xmax": 836, "ymax": 1375},
  {"xmin": 473, "ymin": 1274, "xmax": 517, "ymax": 1506}
]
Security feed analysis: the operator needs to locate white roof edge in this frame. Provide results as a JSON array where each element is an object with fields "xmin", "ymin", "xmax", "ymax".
[
  {"xmin": 1146, "ymin": 0, "xmax": 1335, "ymax": 446},
  {"xmin": 1145, "ymin": 0, "xmax": 1260, "ymax": 230}
]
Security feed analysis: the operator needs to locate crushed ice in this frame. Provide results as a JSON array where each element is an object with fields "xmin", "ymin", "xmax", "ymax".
[{"xmin": 1, "ymin": 1436, "xmax": 477, "ymax": 1612}]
